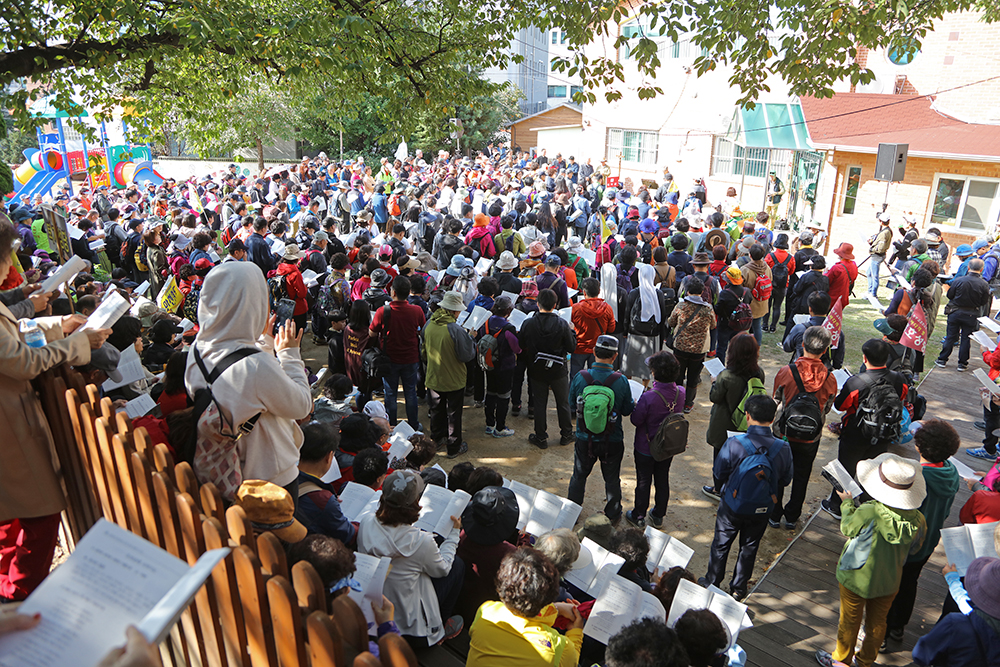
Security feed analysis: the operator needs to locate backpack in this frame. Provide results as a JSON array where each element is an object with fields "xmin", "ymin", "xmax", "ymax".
[
  {"xmin": 477, "ymin": 320, "xmax": 510, "ymax": 371},
  {"xmin": 647, "ymin": 391, "xmax": 688, "ymax": 461},
  {"xmin": 388, "ymin": 194, "xmax": 402, "ymax": 217},
  {"xmin": 750, "ymin": 271, "xmax": 773, "ymax": 302},
  {"xmin": 856, "ymin": 375, "xmax": 904, "ymax": 445},
  {"xmin": 732, "ymin": 376, "xmax": 768, "ymax": 432},
  {"xmin": 728, "ymin": 289, "xmax": 753, "ymax": 332},
  {"xmin": 617, "ymin": 265, "xmax": 636, "ymax": 294},
  {"xmin": 134, "ymin": 244, "xmax": 150, "ymax": 273},
  {"xmin": 503, "ymin": 232, "xmax": 515, "ymax": 252},
  {"xmin": 361, "ymin": 304, "xmax": 392, "ymax": 378},
  {"xmin": 267, "ymin": 274, "xmax": 289, "ymax": 310},
  {"xmin": 629, "ymin": 293, "xmax": 660, "ymax": 337},
  {"xmin": 659, "ymin": 286, "xmax": 678, "ymax": 322},
  {"xmin": 778, "ymin": 363, "xmax": 828, "ymax": 442},
  {"xmin": 576, "ymin": 370, "xmax": 621, "ymax": 439},
  {"xmin": 723, "ymin": 435, "xmax": 780, "ymax": 516},
  {"xmin": 768, "ymin": 252, "xmax": 792, "ymax": 289},
  {"xmin": 189, "ymin": 346, "xmax": 262, "ymax": 501},
  {"xmin": 182, "ymin": 287, "xmax": 200, "ymax": 323},
  {"xmin": 596, "ymin": 241, "xmax": 614, "ymax": 267},
  {"xmin": 298, "ymin": 248, "xmax": 320, "ymax": 271}
]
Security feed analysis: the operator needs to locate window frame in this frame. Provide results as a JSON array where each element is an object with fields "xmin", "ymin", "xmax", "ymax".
[
  {"xmin": 928, "ymin": 172, "xmax": 1000, "ymax": 231},
  {"xmin": 841, "ymin": 165, "xmax": 863, "ymax": 215},
  {"xmin": 547, "ymin": 85, "xmax": 567, "ymax": 98},
  {"xmin": 606, "ymin": 128, "xmax": 659, "ymax": 166}
]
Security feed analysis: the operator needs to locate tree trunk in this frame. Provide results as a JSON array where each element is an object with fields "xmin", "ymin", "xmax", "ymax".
[{"xmin": 256, "ymin": 137, "xmax": 265, "ymax": 173}]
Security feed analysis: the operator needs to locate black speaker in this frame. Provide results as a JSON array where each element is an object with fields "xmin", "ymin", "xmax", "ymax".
[{"xmin": 874, "ymin": 143, "xmax": 908, "ymax": 181}]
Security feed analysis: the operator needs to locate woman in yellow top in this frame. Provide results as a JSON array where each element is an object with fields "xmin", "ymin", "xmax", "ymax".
[{"xmin": 468, "ymin": 547, "xmax": 584, "ymax": 666}]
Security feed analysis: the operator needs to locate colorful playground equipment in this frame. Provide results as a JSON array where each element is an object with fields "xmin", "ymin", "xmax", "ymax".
[{"xmin": 7, "ymin": 96, "xmax": 165, "ymax": 202}]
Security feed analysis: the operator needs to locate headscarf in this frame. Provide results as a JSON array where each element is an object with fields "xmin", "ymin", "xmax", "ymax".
[
  {"xmin": 637, "ymin": 263, "xmax": 661, "ymax": 324},
  {"xmin": 598, "ymin": 263, "xmax": 618, "ymax": 316}
]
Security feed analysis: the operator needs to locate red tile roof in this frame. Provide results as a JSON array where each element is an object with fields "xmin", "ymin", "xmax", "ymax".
[{"xmin": 799, "ymin": 92, "xmax": 1000, "ymax": 161}]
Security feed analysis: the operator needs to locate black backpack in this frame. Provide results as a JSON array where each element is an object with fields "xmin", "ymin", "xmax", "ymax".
[
  {"xmin": 769, "ymin": 252, "xmax": 792, "ymax": 289},
  {"xmin": 629, "ymin": 292, "xmax": 660, "ymax": 337},
  {"xmin": 504, "ymin": 232, "xmax": 515, "ymax": 252},
  {"xmin": 647, "ymin": 390, "xmax": 689, "ymax": 461},
  {"xmin": 778, "ymin": 363, "xmax": 828, "ymax": 442},
  {"xmin": 361, "ymin": 304, "xmax": 393, "ymax": 378},
  {"xmin": 856, "ymin": 375, "xmax": 904, "ymax": 445},
  {"xmin": 659, "ymin": 286, "xmax": 678, "ymax": 322}
]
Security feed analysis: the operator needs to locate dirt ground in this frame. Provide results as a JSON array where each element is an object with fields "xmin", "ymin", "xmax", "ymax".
[{"xmin": 299, "ymin": 329, "xmax": 837, "ymax": 591}]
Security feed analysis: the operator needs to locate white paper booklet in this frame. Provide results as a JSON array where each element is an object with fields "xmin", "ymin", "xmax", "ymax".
[
  {"xmin": 583, "ymin": 575, "xmax": 666, "ymax": 645},
  {"xmin": 822, "ymin": 459, "xmax": 864, "ymax": 498},
  {"xmin": 507, "ymin": 309, "xmax": 528, "ymax": 331},
  {"xmin": 974, "ymin": 369, "xmax": 1000, "ymax": 396},
  {"xmin": 577, "ymin": 248, "xmax": 597, "ymax": 268},
  {"xmin": 83, "ymin": 290, "xmax": 130, "ymax": 331},
  {"xmin": 948, "ymin": 456, "xmax": 981, "ymax": 482},
  {"xmin": 866, "ymin": 293, "xmax": 883, "ymax": 311},
  {"xmin": 832, "ymin": 368, "xmax": 852, "ymax": 391},
  {"xmin": 41, "ymin": 255, "xmax": 88, "ymax": 293},
  {"xmin": 503, "ymin": 480, "xmax": 582, "ymax": 535},
  {"xmin": 980, "ymin": 317, "xmax": 1000, "ymax": 334},
  {"xmin": 564, "ymin": 537, "xmax": 626, "ymax": 597},
  {"xmin": 0, "ymin": 519, "xmax": 228, "ymax": 667},
  {"xmin": 500, "ymin": 291, "xmax": 519, "ymax": 305},
  {"xmin": 940, "ymin": 521, "xmax": 1000, "ymax": 576},
  {"xmin": 103, "ymin": 345, "xmax": 147, "ymax": 391},
  {"xmin": 414, "ymin": 485, "xmax": 471, "ymax": 538},
  {"xmin": 393, "ymin": 421, "xmax": 415, "ymax": 439},
  {"xmin": 301, "ymin": 269, "xmax": 319, "ymax": 287},
  {"xmin": 666, "ymin": 578, "xmax": 748, "ymax": 649},
  {"xmin": 347, "ymin": 553, "xmax": 392, "ymax": 633},
  {"xmin": 704, "ymin": 356, "xmax": 726, "ymax": 378},
  {"xmin": 558, "ymin": 307, "xmax": 573, "ymax": 325},
  {"xmin": 134, "ymin": 280, "xmax": 150, "ymax": 296},
  {"xmin": 793, "ymin": 314, "xmax": 811, "ymax": 325},
  {"xmin": 475, "ymin": 257, "xmax": 493, "ymax": 276},
  {"xmin": 643, "ymin": 526, "xmax": 695, "ymax": 575},
  {"xmin": 628, "ymin": 379, "xmax": 645, "ymax": 405},
  {"xmin": 124, "ymin": 393, "xmax": 157, "ymax": 419},
  {"xmin": 386, "ymin": 433, "xmax": 413, "ymax": 464},
  {"xmin": 338, "ymin": 482, "xmax": 382, "ymax": 522},
  {"xmin": 464, "ymin": 305, "xmax": 490, "ymax": 332},
  {"xmin": 973, "ymin": 330, "xmax": 997, "ymax": 352},
  {"xmin": 321, "ymin": 455, "xmax": 342, "ymax": 484}
]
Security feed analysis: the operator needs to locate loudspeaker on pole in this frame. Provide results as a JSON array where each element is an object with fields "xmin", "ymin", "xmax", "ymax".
[{"xmin": 874, "ymin": 143, "xmax": 908, "ymax": 182}]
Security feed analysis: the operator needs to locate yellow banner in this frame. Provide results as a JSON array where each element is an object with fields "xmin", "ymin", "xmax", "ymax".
[{"xmin": 157, "ymin": 275, "xmax": 184, "ymax": 313}]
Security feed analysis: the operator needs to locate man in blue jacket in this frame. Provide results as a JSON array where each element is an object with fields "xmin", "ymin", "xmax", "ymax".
[
  {"xmin": 246, "ymin": 217, "xmax": 275, "ymax": 276},
  {"xmin": 295, "ymin": 423, "xmax": 357, "ymax": 546},
  {"xmin": 567, "ymin": 335, "xmax": 635, "ymax": 524},
  {"xmin": 700, "ymin": 394, "xmax": 792, "ymax": 600}
]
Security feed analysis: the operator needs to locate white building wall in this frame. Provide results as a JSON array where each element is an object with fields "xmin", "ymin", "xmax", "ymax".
[{"xmin": 534, "ymin": 126, "xmax": 585, "ymax": 157}]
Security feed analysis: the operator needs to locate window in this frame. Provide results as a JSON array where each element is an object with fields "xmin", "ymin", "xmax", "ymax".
[
  {"xmin": 551, "ymin": 30, "xmax": 558, "ymax": 45},
  {"xmin": 710, "ymin": 137, "xmax": 791, "ymax": 180},
  {"xmin": 887, "ymin": 44, "xmax": 919, "ymax": 66},
  {"xmin": 561, "ymin": 31, "xmax": 568, "ymax": 44},
  {"xmin": 570, "ymin": 86, "xmax": 583, "ymax": 99},
  {"xmin": 607, "ymin": 128, "xmax": 659, "ymax": 166},
  {"xmin": 620, "ymin": 21, "xmax": 645, "ymax": 60},
  {"xmin": 547, "ymin": 86, "xmax": 567, "ymax": 98},
  {"xmin": 842, "ymin": 166, "xmax": 862, "ymax": 215},
  {"xmin": 930, "ymin": 174, "xmax": 1000, "ymax": 231}
]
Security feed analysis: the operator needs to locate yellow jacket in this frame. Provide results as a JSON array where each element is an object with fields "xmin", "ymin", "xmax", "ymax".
[{"xmin": 467, "ymin": 601, "xmax": 583, "ymax": 667}]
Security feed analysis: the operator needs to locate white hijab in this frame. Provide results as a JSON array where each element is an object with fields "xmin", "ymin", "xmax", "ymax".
[
  {"xmin": 598, "ymin": 263, "xmax": 618, "ymax": 316},
  {"xmin": 638, "ymin": 263, "xmax": 661, "ymax": 324}
]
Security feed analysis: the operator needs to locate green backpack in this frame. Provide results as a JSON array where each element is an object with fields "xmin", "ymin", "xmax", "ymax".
[
  {"xmin": 576, "ymin": 370, "xmax": 622, "ymax": 438},
  {"xmin": 732, "ymin": 376, "xmax": 768, "ymax": 432}
]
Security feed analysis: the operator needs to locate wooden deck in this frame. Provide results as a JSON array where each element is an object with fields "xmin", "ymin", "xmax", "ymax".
[{"xmin": 740, "ymin": 353, "xmax": 989, "ymax": 667}]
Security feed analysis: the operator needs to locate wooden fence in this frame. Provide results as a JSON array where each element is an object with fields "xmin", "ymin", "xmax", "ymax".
[{"xmin": 36, "ymin": 366, "xmax": 416, "ymax": 667}]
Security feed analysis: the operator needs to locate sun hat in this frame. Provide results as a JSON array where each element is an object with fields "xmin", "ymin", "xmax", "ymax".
[
  {"xmin": 692, "ymin": 252, "xmax": 711, "ymax": 266},
  {"xmin": 383, "ymin": 469, "xmax": 426, "ymax": 508},
  {"xmin": 462, "ymin": 487, "xmax": 520, "ymax": 546},
  {"xmin": 282, "ymin": 243, "xmax": 304, "ymax": 261},
  {"xmin": 357, "ymin": 210, "xmax": 374, "ymax": 222},
  {"xmin": 799, "ymin": 231, "xmax": 814, "ymax": 245},
  {"xmin": 235, "ymin": 480, "xmax": 307, "ymax": 543},
  {"xmin": 446, "ymin": 254, "xmax": 466, "ymax": 277},
  {"xmin": 496, "ymin": 250, "xmax": 519, "ymax": 271},
  {"xmin": 520, "ymin": 279, "xmax": 539, "ymax": 299},
  {"xmin": 439, "ymin": 291, "xmax": 466, "ymax": 312},
  {"xmin": 955, "ymin": 244, "xmax": 974, "ymax": 258},
  {"xmin": 973, "ymin": 239, "xmax": 990, "ymax": 252},
  {"xmin": 402, "ymin": 256, "xmax": 421, "ymax": 271},
  {"xmin": 774, "ymin": 233, "xmax": 789, "ymax": 250},
  {"xmin": 565, "ymin": 237, "xmax": 583, "ymax": 252},
  {"xmin": 362, "ymin": 401, "xmax": 388, "ymax": 420},
  {"xmin": 805, "ymin": 255, "xmax": 826, "ymax": 270},
  {"xmin": 336, "ymin": 181, "xmax": 350, "ymax": 190},
  {"xmin": 966, "ymin": 553, "xmax": 1000, "ymax": 618},
  {"xmin": 833, "ymin": 242, "xmax": 855, "ymax": 260},
  {"xmin": 877, "ymin": 212, "xmax": 891, "ymax": 223},
  {"xmin": 639, "ymin": 218, "xmax": 658, "ymax": 234},
  {"xmin": 924, "ymin": 231, "xmax": 942, "ymax": 245},
  {"xmin": 856, "ymin": 453, "xmax": 927, "ymax": 510},
  {"xmin": 527, "ymin": 241, "xmax": 546, "ymax": 259},
  {"xmin": 806, "ymin": 221, "xmax": 823, "ymax": 230},
  {"xmin": 725, "ymin": 266, "xmax": 744, "ymax": 285},
  {"xmin": 370, "ymin": 268, "xmax": 391, "ymax": 288}
]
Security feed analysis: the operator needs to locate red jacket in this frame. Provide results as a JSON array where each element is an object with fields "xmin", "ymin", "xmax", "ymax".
[
  {"xmin": 825, "ymin": 260, "xmax": 858, "ymax": 307},
  {"xmin": 274, "ymin": 261, "xmax": 309, "ymax": 315}
]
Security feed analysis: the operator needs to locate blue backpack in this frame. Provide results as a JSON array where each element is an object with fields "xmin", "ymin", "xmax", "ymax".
[{"xmin": 723, "ymin": 435, "xmax": 780, "ymax": 516}]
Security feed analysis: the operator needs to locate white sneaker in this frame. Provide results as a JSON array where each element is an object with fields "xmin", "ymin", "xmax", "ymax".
[
  {"xmin": 485, "ymin": 426, "xmax": 495, "ymax": 436},
  {"xmin": 493, "ymin": 428, "xmax": 515, "ymax": 438}
]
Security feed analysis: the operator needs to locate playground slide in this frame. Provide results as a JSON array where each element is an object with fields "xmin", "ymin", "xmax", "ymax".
[{"xmin": 17, "ymin": 170, "xmax": 64, "ymax": 201}]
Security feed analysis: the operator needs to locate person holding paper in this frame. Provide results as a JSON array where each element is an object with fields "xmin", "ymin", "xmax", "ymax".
[
  {"xmin": 295, "ymin": 423, "xmax": 358, "ymax": 545},
  {"xmin": 478, "ymin": 296, "xmax": 522, "ymax": 438},
  {"xmin": 815, "ymin": 453, "xmax": 926, "ymax": 667},
  {"xmin": 467, "ymin": 548, "xmax": 583, "ymax": 666},
  {"xmin": 357, "ymin": 470, "xmax": 466, "ymax": 645},
  {"xmin": 537, "ymin": 255, "xmax": 571, "ymax": 310},
  {"xmin": 626, "ymin": 351, "xmax": 685, "ymax": 529},
  {"xmin": 425, "ymin": 291, "xmax": 477, "ymax": 459},
  {"xmin": 935, "ymin": 258, "xmax": 991, "ymax": 372},
  {"xmin": 456, "ymin": 486, "xmax": 520, "ymax": 620},
  {"xmin": 567, "ymin": 335, "xmax": 634, "ymax": 522},
  {"xmin": 770, "ymin": 326, "xmax": 838, "ymax": 530},
  {"xmin": 492, "ymin": 250, "xmax": 523, "ymax": 297},
  {"xmin": 0, "ymin": 219, "xmax": 114, "ymax": 601},
  {"xmin": 701, "ymin": 395, "xmax": 791, "ymax": 601},
  {"xmin": 883, "ymin": 420, "xmax": 961, "ymax": 648},
  {"xmin": 606, "ymin": 619, "xmax": 689, "ymax": 667},
  {"xmin": 782, "ymin": 291, "xmax": 846, "ymax": 369},
  {"xmin": 867, "ymin": 212, "xmax": 893, "ymax": 299}
]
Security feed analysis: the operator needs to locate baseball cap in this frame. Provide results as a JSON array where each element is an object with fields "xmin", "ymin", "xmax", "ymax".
[
  {"xmin": 382, "ymin": 470, "xmax": 425, "ymax": 508},
  {"xmin": 595, "ymin": 335, "xmax": 619, "ymax": 354}
]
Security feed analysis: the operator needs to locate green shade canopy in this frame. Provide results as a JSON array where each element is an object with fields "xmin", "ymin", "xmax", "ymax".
[
  {"xmin": 27, "ymin": 94, "xmax": 89, "ymax": 118},
  {"xmin": 728, "ymin": 102, "xmax": 811, "ymax": 151}
]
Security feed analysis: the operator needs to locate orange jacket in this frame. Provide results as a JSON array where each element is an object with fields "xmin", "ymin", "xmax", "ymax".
[{"xmin": 571, "ymin": 297, "xmax": 616, "ymax": 354}]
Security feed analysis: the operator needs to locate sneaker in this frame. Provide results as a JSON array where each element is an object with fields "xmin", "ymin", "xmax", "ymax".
[
  {"xmin": 768, "ymin": 518, "xmax": 782, "ymax": 529},
  {"xmin": 647, "ymin": 512, "xmax": 663, "ymax": 528},
  {"xmin": 820, "ymin": 498, "xmax": 842, "ymax": 520},
  {"xmin": 485, "ymin": 426, "xmax": 495, "ymax": 436},
  {"xmin": 441, "ymin": 615, "xmax": 464, "ymax": 642},
  {"xmin": 474, "ymin": 400, "xmax": 485, "ymax": 408},
  {"xmin": 493, "ymin": 428, "xmax": 515, "ymax": 438},
  {"xmin": 528, "ymin": 434, "xmax": 548, "ymax": 450},
  {"xmin": 814, "ymin": 650, "xmax": 849, "ymax": 667},
  {"xmin": 559, "ymin": 435, "xmax": 576, "ymax": 446},
  {"xmin": 702, "ymin": 486, "xmax": 721, "ymax": 501},
  {"xmin": 706, "ymin": 350, "xmax": 717, "ymax": 358},
  {"xmin": 683, "ymin": 406, "xmax": 692, "ymax": 414},
  {"xmin": 783, "ymin": 518, "xmax": 799, "ymax": 531},
  {"xmin": 511, "ymin": 405, "xmax": 521, "ymax": 416},
  {"xmin": 935, "ymin": 360, "xmax": 947, "ymax": 368},
  {"xmin": 730, "ymin": 587, "xmax": 748, "ymax": 602},
  {"xmin": 446, "ymin": 442, "xmax": 468, "ymax": 459},
  {"xmin": 625, "ymin": 510, "xmax": 645, "ymax": 528},
  {"xmin": 975, "ymin": 420, "xmax": 987, "ymax": 431},
  {"xmin": 958, "ymin": 364, "xmax": 969, "ymax": 372},
  {"xmin": 966, "ymin": 447, "xmax": 996, "ymax": 461}
]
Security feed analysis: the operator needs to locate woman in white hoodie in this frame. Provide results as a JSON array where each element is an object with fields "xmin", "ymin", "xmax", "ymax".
[
  {"xmin": 184, "ymin": 261, "xmax": 313, "ymax": 500},
  {"xmin": 357, "ymin": 469, "xmax": 465, "ymax": 646}
]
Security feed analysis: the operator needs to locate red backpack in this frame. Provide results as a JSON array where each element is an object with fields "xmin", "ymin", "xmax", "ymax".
[
  {"xmin": 750, "ymin": 271, "xmax": 773, "ymax": 302},
  {"xmin": 388, "ymin": 194, "xmax": 402, "ymax": 217}
]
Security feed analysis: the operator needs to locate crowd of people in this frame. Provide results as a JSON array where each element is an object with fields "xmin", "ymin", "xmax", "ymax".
[{"xmin": 1, "ymin": 145, "xmax": 1000, "ymax": 666}]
